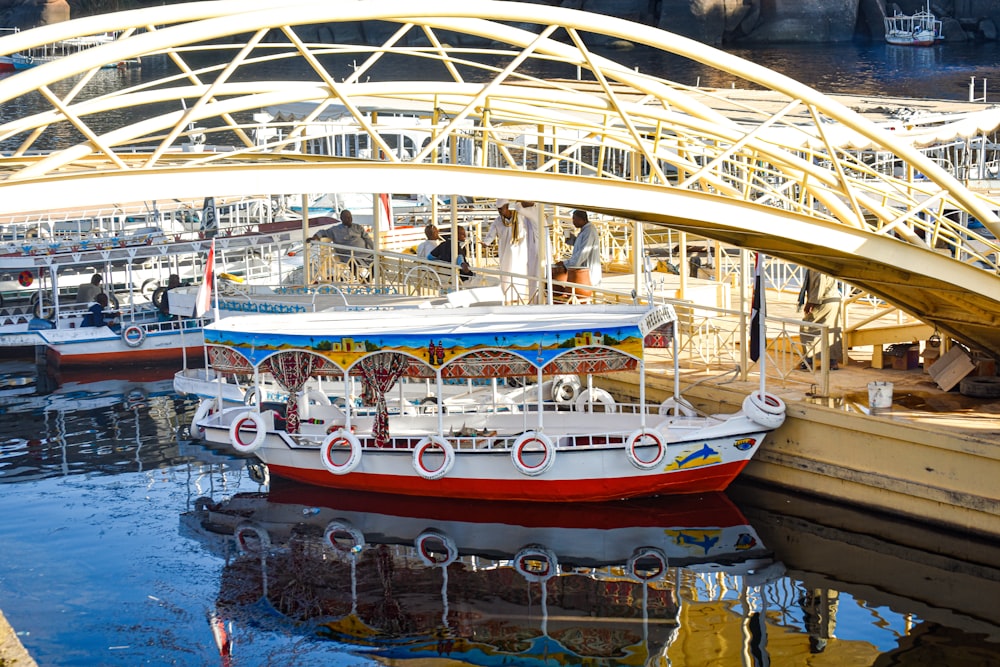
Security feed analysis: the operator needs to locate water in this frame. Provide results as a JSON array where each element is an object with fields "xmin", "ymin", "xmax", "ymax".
[
  {"xmin": 1, "ymin": 358, "xmax": 999, "ymax": 666},
  {"xmin": 3, "ymin": 40, "xmax": 1000, "ymax": 664}
]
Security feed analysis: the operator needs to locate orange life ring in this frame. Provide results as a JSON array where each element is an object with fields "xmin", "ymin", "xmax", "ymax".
[{"xmin": 18, "ymin": 271, "xmax": 32, "ymax": 287}]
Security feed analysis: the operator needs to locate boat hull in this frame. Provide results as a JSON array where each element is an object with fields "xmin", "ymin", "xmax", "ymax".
[
  {"xmin": 198, "ymin": 408, "xmax": 770, "ymax": 502},
  {"xmin": 42, "ymin": 325, "xmax": 205, "ymax": 367}
]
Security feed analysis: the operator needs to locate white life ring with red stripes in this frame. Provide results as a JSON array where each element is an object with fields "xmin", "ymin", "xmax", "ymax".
[
  {"xmin": 190, "ymin": 396, "xmax": 221, "ymax": 439},
  {"xmin": 320, "ymin": 429, "xmax": 362, "ymax": 475},
  {"xmin": 513, "ymin": 545, "xmax": 558, "ymax": 583},
  {"xmin": 415, "ymin": 529, "xmax": 458, "ymax": 567},
  {"xmin": 412, "ymin": 435, "xmax": 455, "ymax": 480},
  {"xmin": 628, "ymin": 546, "xmax": 668, "ymax": 582},
  {"xmin": 228, "ymin": 410, "xmax": 267, "ymax": 453},
  {"xmin": 122, "ymin": 325, "xmax": 146, "ymax": 348},
  {"xmin": 324, "ymin": 519, "xmax": 365, "ymax": 555},
  {"xmin": 575, "ymin": 387, "xmax": 616, "ymax": 413},
  {"xmin": 626, "ymin": 427, "xmax": 666, "ymax": 470},
  {"xmin": 658, "ymin": 397, "xmax": 696, "ymax": 417},
  {"xmin": 511, "ymin": 432, "xmax": 555, "ymax": 476},
  {"xmin": 741, "ymin": 391, "xmax": 787, "ymax": 430}
]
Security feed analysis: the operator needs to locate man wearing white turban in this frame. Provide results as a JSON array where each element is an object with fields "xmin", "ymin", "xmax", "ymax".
[{"xmin": 484, "ymin": 198, "xmax": 537, "ymax": 303}]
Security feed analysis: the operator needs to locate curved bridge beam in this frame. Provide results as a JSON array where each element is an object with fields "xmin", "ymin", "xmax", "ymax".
[{"xmin": 1, "ymin": 0, "xmax": 999, "ymax": 355}]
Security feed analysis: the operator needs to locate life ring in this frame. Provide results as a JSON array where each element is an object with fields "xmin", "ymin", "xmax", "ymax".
[
  {"xmin": 412, "ymin": 435, "xmax": 455, "ymax": 480},
  {"xmin": 234, "ymin": 521, "xmax": 271, "ymax": 553},
  {"xmin": 320, "ymin": 429, "xmax": 363, "ymax": 475},
  {"xmin": 324, "ymin": 519, "xmax": 365, "ymax": 555},
  {"xmin": 121, "ymin": 325, "xmax": 146, "ymax": 348},
  {"xmin": 228, "ymin": 410, "xmax": 268, "ymax": 453},
  {"xmin": 191, "ymin": 397, "xmax": 221, "ymax": 439},
  {"xmin": 17, "ymin": 270, "xmax": 32, "ymax": 287},
  {"xmin": 626, "ymin": 427, "xmax": 666, "ymax": 470},
  {"xmin": 628, "ymin": 547, "xmax": 668, "ymax": 582},
  {"xmin": 658, "ymin": 397, "xmax": 696, "ymax": 417},
  {"xmin": 551, "ymin": 375, "xmax": 580, "ymax": 404},
  {"xmin": 243, "ymin": 387, "xmax": 260, "ymax": 406},
  {"xmin": 415, "ymin": 529, "xmax": 458, "ymax": 567},
  {"xmin": 513, "ymin": 545, "xmax": 558, "ymax": 583},
  {"xmin": 575, "ymin": 388, "xmax": 616, "ymax": 413},
  {"xmin": 741, "ymin": 392, "xmax": 787, "ymax": 430},
  {"xmin": 511, "ymin": 432, "xmax": 556, "ymax": 477}
]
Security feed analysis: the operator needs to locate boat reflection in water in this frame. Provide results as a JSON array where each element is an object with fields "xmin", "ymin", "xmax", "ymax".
[{"xmin": 183, "ymin": 481, "xmax": 783, "ymax": 666}]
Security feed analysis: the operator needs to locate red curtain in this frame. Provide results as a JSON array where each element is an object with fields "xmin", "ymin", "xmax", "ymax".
[
  {"xmin": 264, "ymin": 351, "xmax": 321, "ymax": 434},
  {"xmin": 358, "ymin": 352, "xmax": 409, "ymax": 447}
]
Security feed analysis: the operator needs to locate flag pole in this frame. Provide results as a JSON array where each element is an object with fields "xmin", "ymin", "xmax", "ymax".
[{"xmin": 758, "ymin": 252, "xmax": 767, "ymax": 398}]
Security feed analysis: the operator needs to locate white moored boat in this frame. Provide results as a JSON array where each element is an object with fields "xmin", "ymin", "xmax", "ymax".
[
  {"xmin": 884, "ymin": 1, "xmax": 941, "ymax": 46},
  {"xmin": 191, "ymin": 303, "xmax": 787, "ymax": 502}
]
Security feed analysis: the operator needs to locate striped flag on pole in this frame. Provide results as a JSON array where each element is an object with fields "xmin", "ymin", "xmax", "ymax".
[
  {"xmin": 193, "ymin": 240, "xmax": 215, "ymax": 318},
  {"xmin": 750, "ymin": 252, "xmax": 763, "ymax": 362}
]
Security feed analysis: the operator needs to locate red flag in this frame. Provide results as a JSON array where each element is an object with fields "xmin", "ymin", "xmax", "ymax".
[
  {"xmin": 379, "ymin": 192, "xmax": 393, "ymax": 230},
  {"xmin": 194, "ymin": 240, "xmax": 215, "ymax": 318},
  {"xmin": 749, "ymin": 252, "xmax": 763, "ymax": 362}
]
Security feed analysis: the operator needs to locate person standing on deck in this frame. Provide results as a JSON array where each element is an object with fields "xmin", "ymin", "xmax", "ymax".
[
  {"xmin": 484, "ymin": 199, "xmax": 535, "ymax": 303},
  {"xmin": 552, "ymin": 209, "xmax": 602, "ymax": 286},
  {"xmin": 75, "ymin": 273, "xmax": 103, "ymax": 303},
  {"xmin": 799, "ymin": 269, "xmax": 842, "ymax": 371},
  {"xmin": 514, "ymin": 201, "xmax": 548, "ymax": 300}
]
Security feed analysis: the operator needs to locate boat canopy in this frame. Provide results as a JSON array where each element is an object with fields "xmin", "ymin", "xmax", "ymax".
[{"xmin": 204, "ymin": 303, "xmax": 676, "ymax": 379}]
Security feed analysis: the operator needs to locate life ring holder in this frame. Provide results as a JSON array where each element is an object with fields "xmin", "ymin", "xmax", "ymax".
[
  {"xmin": 190, "ymin": 396, "xmax": 221, "ymax": 439},
  {"xmin": 415, "ymin": 529, "xmax": 458, "ymax": 567},
  {"xmin": 511, "ymin": 432, "xmax": 556, "ymax": 477},
  {"xmin": 412, "ymin": 435, "xmax": 455, "ymax": 480},
  {"xmin": 234, "ymin": 521, "xmax": 271, "ymax": 554},
  {"xmin": 575, "ymin": 388, "xmax": 616, "ymax": 413},
  {"xmin": 320, "ymin": 429, "xmax": 363, "ymax": 475},
  {"xmin": 513, "ymin": 545, "xmax": 558, "ymax": 583},
  {"xmin": 628, "ymin": 547, "xmax": 668, "ymax": 582},
  {"xmin": 324, "ymin": 519, "xmax": 365, "ymax": 555},
  {"xmin": 626, "ymin": 427, "xmax": 666, "ymax": 470},
  {"xmin": 17, "ymin": 270, "xmax": 32, "ymax": 287},
  {"xmin": 228, "ymin": 410, "xmax": 268, "ymax": 453},
  {"xmin": 121, "ymin": 325, "xmax": 146, "ymax": 348},
  {"xmin": 658, "ymin": 397, "xmax": 696, "ymax": 417},
  {"xmin": 741, "ymin": 392, "xmax": 787, "ymax": 430},
  {"xmin": 551, "ymin": 375, "xmax": 579, "ymax": 404}
]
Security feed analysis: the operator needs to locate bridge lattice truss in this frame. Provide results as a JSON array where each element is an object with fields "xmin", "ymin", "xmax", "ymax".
[{"xmin": 2, "ymin": 0, "xmax": 1000, "ymax": 356}]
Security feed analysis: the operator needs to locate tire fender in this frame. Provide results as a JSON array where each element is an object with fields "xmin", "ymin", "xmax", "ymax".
[
  {"xmin": 575, "ymin": 387, "xmax": 616, "ymax": 413},
  {"xmin": 626, "ymin": 427, "xmax": 666, "ymax": 470},
  {"xmin": 513, "ymin": 545, "xmax": 558, "ymax": 583},
  {"xmin": 412, "ymin": 435, "xmax": 456, "ymax": 480},
  {"xmin": 228, "ymin": 410, "xmax": 268, "ymax": 453},
  {"xmin": 658, "ymin": 397, "xmax": 696, "ymax": 417},
  {"xmin": 415, "ymin": 529, "xmax": 458, "ymax": 567},
  {"xmin": 190, "ymin": 396, "xmax": 221, "ymax": 439},
  {"xmin": 628, "ymin": 547, "xmax": 668, "ymax": 582},
  {"xmin": 324, "ymin": 519, "xmax": 365, "ymax": 554},
  {"xmin": 741, "ymin": 392, "xmax": 787, "ymax": 430},
  {"xmin": 511, "ymin": 432, "xmax": 556, "ymax": 476},
  {"xmin": 320, "ymin": 429, "xmax": 363, "ymax": 475}
]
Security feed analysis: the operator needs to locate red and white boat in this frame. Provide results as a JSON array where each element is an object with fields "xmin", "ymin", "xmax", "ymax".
[{"xmin": 191, "ymin": 303, "xmax": 787, "ymax": 501}]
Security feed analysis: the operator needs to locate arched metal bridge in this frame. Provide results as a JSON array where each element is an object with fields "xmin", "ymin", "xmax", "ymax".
[{"xmin": 1, "ymin": 0, "xmax": 999, "ymax": 357}]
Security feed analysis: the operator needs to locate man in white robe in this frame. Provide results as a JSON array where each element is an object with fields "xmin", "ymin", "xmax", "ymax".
[{"xmin": 484, "ymin": 199, "xmax": 536, "ymax": 303}]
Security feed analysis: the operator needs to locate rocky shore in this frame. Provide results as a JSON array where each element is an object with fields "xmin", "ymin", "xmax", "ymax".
[{"xmin": 0, "ymin": 1, "xmax": 998, "ymax": 46}]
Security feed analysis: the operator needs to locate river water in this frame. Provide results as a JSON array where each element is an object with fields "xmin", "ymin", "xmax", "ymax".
[{"xmin": 2, "ymin": 40, "xmax": 1000, "ymax": 665}]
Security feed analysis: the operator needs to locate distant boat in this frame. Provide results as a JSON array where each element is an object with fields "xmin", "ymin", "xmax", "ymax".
[
  {"xmin": 884, "ymin": 1, "xmax": 942, "ymax": 46},
  {"xmin": 0, "ymin": 27, "xmax": 19, "ymax": 71},
  {"xmin": 11, "ymin": 31, "xmax": 139, "ymax": 70}
]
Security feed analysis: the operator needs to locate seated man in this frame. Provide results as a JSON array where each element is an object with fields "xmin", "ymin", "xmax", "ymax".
[
  {"xmin": 310, "ymin": 209, "xmax": 374, "ymax": 280},
  {"xmin": 429, "ymin": 226, "xmax": 474, "ymax": 282},
  {"xmin": 75, "ymin": 273, "xmax": 103, "ymax": 303},
  {"xmin": 415, "ymin": 224, "xmax": 440, "ymax": 259},
  {"xmin": 81, "ymin": 293, "xmax": 111, "ymax": 327}
]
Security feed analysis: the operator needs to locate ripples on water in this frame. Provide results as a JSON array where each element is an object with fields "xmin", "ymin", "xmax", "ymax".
[
  {"xmin": 2, "ymin": 35, "xmax": 1000, "ymax": 665},
  {"xmin": 0, "ymin": 359, "xmax": 999, "ymax": 666}
]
